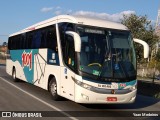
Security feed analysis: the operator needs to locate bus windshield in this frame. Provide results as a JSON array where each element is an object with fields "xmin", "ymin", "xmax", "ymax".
[{"xmin": 77, "ymin": 25, "xmax": 136, "ymax": 81}]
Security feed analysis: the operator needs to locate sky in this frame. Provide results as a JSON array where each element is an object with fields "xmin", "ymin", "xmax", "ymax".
[{"xmin": 0, "ymin": 0, "xmax": 159, "ymax": 44}]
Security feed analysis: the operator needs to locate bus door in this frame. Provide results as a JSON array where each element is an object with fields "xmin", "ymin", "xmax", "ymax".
[
  {"xmin": 60, "ymin": 67, "xmax": 75, "ymax": 101},
  {"xmin": 60, "ymin": 35, "xmax": 75, "ymax": 101}
]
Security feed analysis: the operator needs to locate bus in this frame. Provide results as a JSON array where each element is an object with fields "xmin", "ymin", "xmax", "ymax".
[{"xmin": 6, "ymin": 15, "xmax": 149, "ymax": 103}]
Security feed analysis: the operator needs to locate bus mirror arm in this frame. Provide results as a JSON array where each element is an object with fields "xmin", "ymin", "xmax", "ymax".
[
  {"xmin": 65, "ymin": 31, "xmax": 81, "ymax": 52},
  {"xmin": 133, "ymin": 38, "xmax": 149, "ymax": 58}
]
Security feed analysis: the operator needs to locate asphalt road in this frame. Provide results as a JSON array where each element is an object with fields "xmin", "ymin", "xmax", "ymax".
[{"xmin": 0, "ymin": 66, "xmax": 160, "ymax": 120}]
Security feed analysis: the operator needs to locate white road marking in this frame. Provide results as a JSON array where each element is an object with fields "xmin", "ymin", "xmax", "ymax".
[{"xmin": 0, "ymin": 77, "xmax": 78, "ymax": 120}]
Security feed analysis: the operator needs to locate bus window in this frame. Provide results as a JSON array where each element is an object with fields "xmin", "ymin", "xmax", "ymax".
[
  {"xmin": 16, "ymin": 35, "xmax": 21, "ymax": 49},
  {"xmin": 20, "ymin": 34, "xmax": 25, "ymax": 49},
  {"xmin": 65, "ymin": 35, "xmax": 75, "ymax": 70},
  {"xmin": 46, "ymin": 26, "xmax": 57, "ymax": 52},
  {"xmin": 26, "ymin": 32, "xmax": 34, "ymax": 49},
  {"xmin": 40, "ymin": 29, "xmax": 47, "ymax": 48},
  {"xmin": 59, "ymin": 22, "xmax": 76, "ymax": 71},
  {"xmin": 12, "ymin": 36, "xmax": 17, "ymax": 49},
  {"xmin": 8, "ymin": 37, "xmax": 12, "ymax": 50},
  {"xmin": 33, "ymin": 30, "xmax": 41, "ymax": 49}
]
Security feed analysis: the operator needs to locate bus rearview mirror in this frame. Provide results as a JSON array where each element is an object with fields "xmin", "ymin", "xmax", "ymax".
[
  {"xmin": 65, "ymin": 31, "xmax": 81, "ymax": 52},
  {"xmin": 133, "ymin": 38, "xmax": 149, "ymax": 58}
]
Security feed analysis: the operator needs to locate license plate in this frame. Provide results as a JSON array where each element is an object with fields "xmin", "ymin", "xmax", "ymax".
[{"xmin": 107, "ymin": 97, "xmax": 117, "ymax": 101}]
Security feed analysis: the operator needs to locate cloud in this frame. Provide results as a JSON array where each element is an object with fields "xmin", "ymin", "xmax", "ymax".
[
  {"xmin": 41, "ymin": 7, "xmax": 53, "ymax": 12},
  {"xmin": 72, "ymin": 10, "xmax": 136, "ymax": 22},
  {"xmin": 66, "ymin": 9, "xmax": 72, "ymax": 14},
  {"xmin": 53, "ymin": 6, "xmax": 62, "ymax": 15},
  {"xmin": 41, "ymin": 6, "xmax": 62, "ymax": 13},
  {"xmin": 40, "ymin": 6, "xmax": 136, "ymax": 23},
  {"xmin": 55, "ymin": 6, "xmax": 61, "ymax": 10},
  {"xmin": 54, "ymin": 10, "xmax": 62, "ymax": 15}
]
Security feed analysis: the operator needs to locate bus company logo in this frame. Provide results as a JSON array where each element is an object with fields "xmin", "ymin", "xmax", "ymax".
[
  {"xmin": 119, "ymin": 83, "xmax": 126, "ymax": 88},
  {"xmin": 22, "ymin": 51, "xmax": 32, "ymax": 70}
]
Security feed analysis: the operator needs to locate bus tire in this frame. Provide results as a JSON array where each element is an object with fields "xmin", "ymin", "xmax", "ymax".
[
  {"xmin": 49, "ymin": 78, "xmax": 61, "ymax": 101},
  {"xmin": 12, "ymin": 68, "xmax": 19, "ymax": 82}
]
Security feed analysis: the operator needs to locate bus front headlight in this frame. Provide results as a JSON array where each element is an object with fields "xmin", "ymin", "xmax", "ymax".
[
  {"xmin": 74, "ymin": 78, "xmax": 92, "ymax": 90},
  {"xmin": 82, "ymin": 84, "xmax": 92, "ymax": 90},
  {"xmin": 129, "ymin": 84, "xmax": 137, "ymax": 91}
]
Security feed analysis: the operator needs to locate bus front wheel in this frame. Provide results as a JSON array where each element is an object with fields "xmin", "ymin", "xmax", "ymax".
[{"xmin": 49, "ymin": 78, "xmax": 61, "ymax": 101}]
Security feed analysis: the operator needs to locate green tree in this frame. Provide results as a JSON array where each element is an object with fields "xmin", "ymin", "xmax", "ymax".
[
  {"xmin": 152, "ymin": 49, "xmax": 160, "ymax": 71},
  {"xmin": 121, "ymin": 14, "xmax": 159, "ymax": 63},
  {"xmin": 155, "ymin": 49, "xmax": 160, "ymax": 62},
  {"xmin": 2, "ymin": 42, "xmax": 7, "ymax": 46}
]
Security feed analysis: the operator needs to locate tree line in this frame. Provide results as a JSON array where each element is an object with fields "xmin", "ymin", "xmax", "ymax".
[{"xmin": 121, "ymin": 14, "xmax": 160, "ymax": 71}]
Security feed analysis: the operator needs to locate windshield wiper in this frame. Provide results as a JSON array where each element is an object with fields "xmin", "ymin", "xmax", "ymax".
[
  {"xmin": 96, "ymin": 58, "xmax": 108, "ymax": 80},
  {"xmin": 96, "ymin": 36, "xmax": 112, "ymax": 80}
]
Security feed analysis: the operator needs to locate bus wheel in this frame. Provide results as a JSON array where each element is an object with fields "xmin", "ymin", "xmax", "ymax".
[
  {"xmin": 12, "ymin": 68, "xmax": 18, "ymax": 82},
  {"xmin": 49, "ymin": 78, "xmax": 61, "ymax": 101}
]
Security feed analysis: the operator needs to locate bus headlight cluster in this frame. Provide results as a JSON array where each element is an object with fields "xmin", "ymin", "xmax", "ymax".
[
  {"xmin": 82, "ymin": 84, "xmax": 92, "ymax": 90},
  {"xmin": 74, "ymin": 79, "xmax": 92, "ymax": 90},
  {"xmin": 129, "ymin": 84, "xmax": 137, "ymax": 91}
]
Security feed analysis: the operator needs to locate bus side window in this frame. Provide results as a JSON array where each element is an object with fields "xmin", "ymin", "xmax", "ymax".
[
  {"xmin": 24, "ymin": 34, "xmax": 28, "ymax": 49},
  {"xmin": 8, "ymin": 38, "xmax": 11, "ymax": 50},
  {"xmin": 21, "ymin": 34, "xmax": 25, "ymax": 49},
  {"xmin": 8, "ymin": 37, "xmax": 14, "ymax": 50},
  {"xmin": 16, "ymin": 35, "xmax": 21, "ymax": 49},
  {"xmin": 40, "ymin": 29, "xmax": 47, "ymax": 48},
  {"xmin": 58, "ymin": 22, "xmax": 76, "ymax": 71},
  {"xmin": 46, "ymin": 25, "xmax": 57, "ymax": 52},
  {"xmin": 33, "ymin": 30, "xmax": 41, "ymax": 49},
  {"xmin": 12, "ymin": 36, "xmax": 17, "ymax": 49},
  {"xmin": 26, "ymin": 32, "xmax": 33, "ymax": 49},
  {"xmin": 64, "ymin": 35, "xmax": 75, "ymax": 70}
]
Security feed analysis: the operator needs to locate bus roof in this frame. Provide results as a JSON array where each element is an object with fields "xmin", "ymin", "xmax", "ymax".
[{"xmin": 10, "ymin": 15, "xmax": 128, "ymax": 37}]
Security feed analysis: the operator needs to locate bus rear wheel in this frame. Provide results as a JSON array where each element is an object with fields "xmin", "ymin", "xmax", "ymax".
[
  {"xmin": 12, "ymin": 68, "xmax": 19, "ymax": 82},
  {"xmin": 49, "ymin": 78, "xmax": 61, "ymax": 101}
]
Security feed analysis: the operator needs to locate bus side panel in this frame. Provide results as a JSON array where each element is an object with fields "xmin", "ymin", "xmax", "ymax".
[
  {"xmin": 14, "ymin": 60, "xmax": 27, "ymax": 81},
  {"xmin": 60, "ymin": 67, "xmax": 75, "ymax": 101},
  {"xmin": 6, "ymin": 60, "xmax": 27, "ymax": 82},
  {"xmin": 34, "ymin": 49, "xmax": 61, "ymax": 93},
  {"xmin": 6, "ymin": 50, "xmax": 29, "ymax": 82},
  {"xmin": 33, "ymin": 49, "xmax": 47, "ymax": 89},
  {"xmin": 42, "ymin": 65, "xmax": 61, "ymax": 94},
  {"xmin": 8, "ymin": 49, "xmax": 39, "ymax": 83},
  {"xmin": 7, "ymin": 49, "xmax": 61, "ymax": 94},
  {"xmin": 6, "ymin": 59, "xmax": 14, "ymax": 76}
]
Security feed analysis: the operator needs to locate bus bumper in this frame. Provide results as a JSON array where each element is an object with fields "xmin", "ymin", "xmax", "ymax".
[{"xmin": 74, "ymin": 84, "xmax": 137, "ymax": 104}]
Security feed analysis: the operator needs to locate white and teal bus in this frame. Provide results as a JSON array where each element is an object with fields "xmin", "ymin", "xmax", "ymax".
[{"xmin": 6, "ymin": 15, "xmax": 149, "ymax": 103}]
